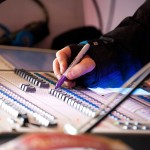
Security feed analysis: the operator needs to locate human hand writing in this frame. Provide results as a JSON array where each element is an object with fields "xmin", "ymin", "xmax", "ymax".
[{"xmin": 53, "ymin": 46, "xmax": 96, "ymax": 88}]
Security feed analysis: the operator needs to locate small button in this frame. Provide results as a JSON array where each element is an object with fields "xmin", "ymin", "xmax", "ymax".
[{"xmin": 122, "ymin": 125, "xmax": 131, "ymax": 130}]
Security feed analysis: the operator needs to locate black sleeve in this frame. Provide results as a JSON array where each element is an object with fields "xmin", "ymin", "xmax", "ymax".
[
  {"xmin": 105, "ymin": 0, "xmax": 150, "ymax": 65},
  {"xmin": 69, "ymin": 0, "xmax": 150, "ymax": 88}
]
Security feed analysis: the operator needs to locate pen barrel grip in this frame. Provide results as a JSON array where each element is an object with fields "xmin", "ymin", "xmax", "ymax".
[{"xmin": 66, "ymin": 44, "xmax": 90, "ymax": 73}]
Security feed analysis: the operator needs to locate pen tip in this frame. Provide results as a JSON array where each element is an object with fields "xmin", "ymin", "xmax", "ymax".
[
  {"xmin": 55, "ymin": 75, "xmax": 67, "ymax": 90},
  {"xmin": 55, "ymin": 85, "xmax": 59, "ymax": 89}
]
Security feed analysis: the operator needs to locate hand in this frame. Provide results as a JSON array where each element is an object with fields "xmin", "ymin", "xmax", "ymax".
[{"xmin": 53, "ymin": 46, "xmax": 96, "ymax": 88}]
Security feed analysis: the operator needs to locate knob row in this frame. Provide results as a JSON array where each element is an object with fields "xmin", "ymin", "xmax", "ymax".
[
  {"xmin": 0, "ymin": 83, "xmax": 57, "ymax": 127},
  {"xmin": 20, "ymin": 84, "xmax": 36, "ymax": 93},
  {"xmin": 14, "ymin": 69, "xmax": 49, "ymax": 88},
  {"xmin": 49, "ymin": 88, "xmax": 98, "ymax": 117}
]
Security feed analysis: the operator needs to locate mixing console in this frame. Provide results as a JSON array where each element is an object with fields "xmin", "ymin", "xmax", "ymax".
[{"xmin": 0, "ymin": 68, "xmax": 149, "ymax": 135}]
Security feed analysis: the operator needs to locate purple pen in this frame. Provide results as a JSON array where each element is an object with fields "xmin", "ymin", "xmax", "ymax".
[
  {"xmin": 55, "ymin": 43, "xmax": 90, "ymax": 89},
  {"xmin": 55, "ymin": 75, "xmax": 67, "ymax": 89}
]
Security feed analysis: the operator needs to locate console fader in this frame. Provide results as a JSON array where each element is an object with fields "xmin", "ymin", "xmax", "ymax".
[{"xmin": 0, "ymin": 68, "xmax": 149, "ymax": 135}]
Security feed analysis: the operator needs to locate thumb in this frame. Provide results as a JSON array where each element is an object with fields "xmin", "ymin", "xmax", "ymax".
[{"xmin": 67, "ymin": 55, "xmax": 96, "ymax": 80}]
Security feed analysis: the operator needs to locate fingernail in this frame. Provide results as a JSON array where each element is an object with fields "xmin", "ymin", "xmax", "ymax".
[
  {"xmin": 68, "ymin": 71, "xmax": 75, "ymax": 79},
  {"xmin": 57, "ymin": 74, "xmax": 61, "ymax": 80},
  {"xmin": 69, "ymin": 82, "xmax": 76, "ymax": 89},
  {"xmin": 60, "ymin": 66, "xmax": 65, "ymax": 74}
]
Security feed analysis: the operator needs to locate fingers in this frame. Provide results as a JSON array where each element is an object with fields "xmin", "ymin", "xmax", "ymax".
[
  {"xmin": 53, "ymin": 46, "xmax": 96, "ymax": 88},
  {"xmin": 64, "ymin": 80, "xmax": 76, "ymax": 88},
  {"xmin": 53, "ymin": 46, "xmax": 71, "ymax": 78},
  {"xmin": 67, "ymin": 55, "xmax": 96, "ymax": 80},
  {"xmin": 53, "ymin": 58, "xmax": 61, "ymax": 79},
  {"xmin": 63, "ymin": 56, "xmax": 96, "ymax": 88}
]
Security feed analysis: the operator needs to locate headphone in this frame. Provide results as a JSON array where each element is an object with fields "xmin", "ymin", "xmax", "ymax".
[{"xmin": 0, "ymin": 0, "xmax": 50, "ymax": 47}]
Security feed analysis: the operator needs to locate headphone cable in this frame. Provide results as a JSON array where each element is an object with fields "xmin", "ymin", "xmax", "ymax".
[{"xmin": 32, "ymin": 0, "xmax": 49, "ymax": 24}]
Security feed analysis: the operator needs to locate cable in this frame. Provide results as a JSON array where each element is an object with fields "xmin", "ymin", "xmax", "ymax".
[
  {"xmin": 105, "ymin": 0, "xmax": 116, "ymax": 32},
  {"xmin": 32, "ymin": 0, "xmax": 49, "ymax": 23},
  {"xmin": 0, "ymin": 23, "xmax": 11, "ymax": 36},
  {"xmin": 0, "ymin": 0, "xmax": 50, "ymax": 47},
  {"xmin": 0, "ymin": 0, "xmax": 6, "ymax": 4},
  {"xmin": 92, "ymin": 0, "xmax": 103, "ymax": 32}
]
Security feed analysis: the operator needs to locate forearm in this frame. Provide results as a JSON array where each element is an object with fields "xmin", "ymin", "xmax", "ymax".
[
  {"xmin": 105, "ymin": 0, "xmax": 150, "ymax": 65},
  {"xmin": 69, "ymin": 1, "xmax": 150, "ymax": 88}
]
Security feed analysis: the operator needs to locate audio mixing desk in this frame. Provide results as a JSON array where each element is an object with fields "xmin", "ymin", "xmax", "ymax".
[{"xmin": 0, "ymin": 45, "xmax": 149, "ymax": 149}]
